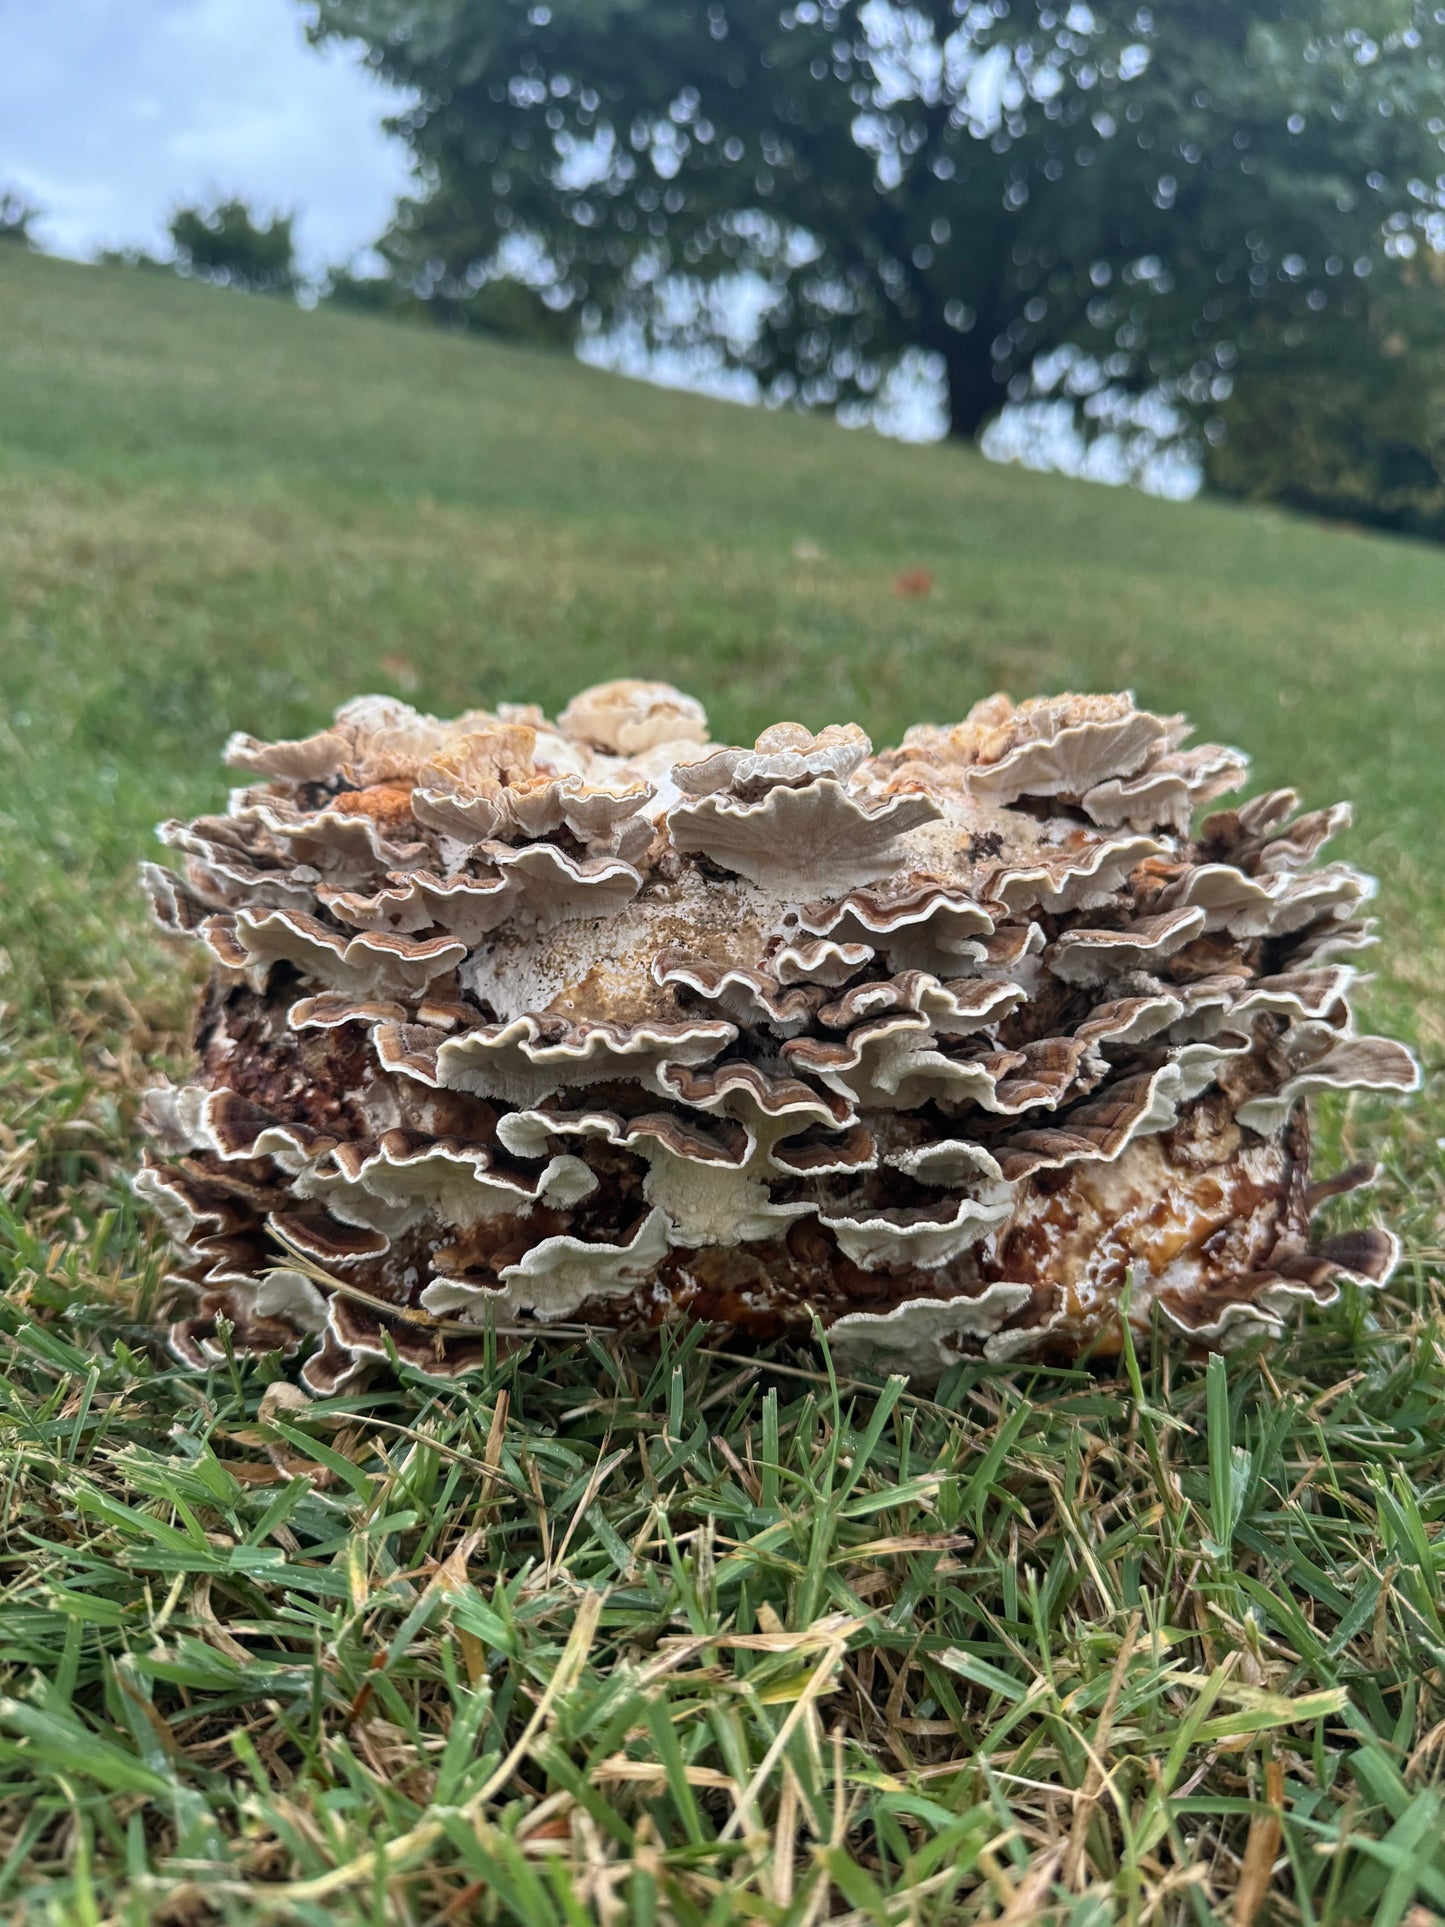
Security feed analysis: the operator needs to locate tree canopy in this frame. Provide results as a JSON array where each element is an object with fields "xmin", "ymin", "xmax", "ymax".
[{"xmin": 309, "ymin": 0, "xmax": 1445, "ymax": 440}]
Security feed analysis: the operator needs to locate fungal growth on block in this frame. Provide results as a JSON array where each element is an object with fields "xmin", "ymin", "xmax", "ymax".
[{"xmin": 137, "ymin": 681, "xmax": 1418, "ymax": 1390}]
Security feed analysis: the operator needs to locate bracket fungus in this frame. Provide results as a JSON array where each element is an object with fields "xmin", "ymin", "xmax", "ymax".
[{"xmin": 138, "ymin": 681, "xmax": 1418, "ymax": 1391}]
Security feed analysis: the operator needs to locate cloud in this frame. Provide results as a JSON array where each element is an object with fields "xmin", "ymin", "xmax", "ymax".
[{"xmin": 0, "ymin": 0, "xmax": 415, "ymax": 270}]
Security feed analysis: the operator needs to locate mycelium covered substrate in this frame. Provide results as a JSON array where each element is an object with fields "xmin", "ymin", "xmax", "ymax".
[{"xmin": 136, "ymin": 680, "xmax": 1418, "ymax": 1392}]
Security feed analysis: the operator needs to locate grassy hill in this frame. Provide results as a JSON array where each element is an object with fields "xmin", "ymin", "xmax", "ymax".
[{"xmin": 1, "ymin": 247, "xmax": 1442, "ymax": 1923}]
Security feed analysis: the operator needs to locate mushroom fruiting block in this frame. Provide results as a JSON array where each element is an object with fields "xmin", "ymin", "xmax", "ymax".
[{"xmin": 137, "ymin": 682, "xmax": 1418, "ymax": 1391}]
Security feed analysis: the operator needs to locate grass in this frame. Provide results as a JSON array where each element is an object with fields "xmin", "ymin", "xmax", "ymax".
[{"xmin": 0, "ymin": 243, "xmax": 1442, "ymax": 1924}]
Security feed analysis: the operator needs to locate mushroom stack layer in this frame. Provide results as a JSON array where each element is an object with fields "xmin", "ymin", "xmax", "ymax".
[{"xmin": 138, "ymin": 680, "xmax": 1418, "ymax": 1391}]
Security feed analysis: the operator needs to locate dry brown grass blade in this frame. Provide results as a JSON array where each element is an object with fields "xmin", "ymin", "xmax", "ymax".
[
  {"xmin": 718, "ymin": 1624, "xmax": 853, "ymax": 1845},
  {"xmin": 1233, "ymin": 1754, "xmax": 1287, "ymax": 1927},
  {"xmin": 998, "ymin": 1845, "xmax": 1065, "ymax": 1923},
  {"xmin": 1063, "ymin": 1612, "xmax": 1141, "ymax": 1889}
]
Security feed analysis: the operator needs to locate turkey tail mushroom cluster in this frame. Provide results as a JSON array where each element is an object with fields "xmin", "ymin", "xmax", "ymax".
[{"xmin": 137, "ymin": 681, "xmax": 1418, "ymax": 1390}]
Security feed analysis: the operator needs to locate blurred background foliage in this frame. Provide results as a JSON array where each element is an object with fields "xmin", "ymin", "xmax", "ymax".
[
  {"xmin": 1207, "ymin": 255, "xmax": 1445, "ymax": 538},
  {"xmin": 0, "ymin": 189, "xmax": 41, "ymax": 248},
  {"xmin": 13, "ymin": 1, "xmax": 1445, "ymax": 533},
  {"xmin": 306, "ymin": 0, "xmax": 1445, "ymax": 527}
]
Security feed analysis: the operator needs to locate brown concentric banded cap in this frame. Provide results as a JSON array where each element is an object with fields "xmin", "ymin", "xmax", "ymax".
[{"xmin": 137, "ymin": 679, "xmax": 1416, "ymax": 1385}]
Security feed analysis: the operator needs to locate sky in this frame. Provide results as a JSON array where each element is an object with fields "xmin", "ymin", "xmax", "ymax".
[{"xmin": 0, "ymin": 0, "xmax": 414, "ymax": 274}]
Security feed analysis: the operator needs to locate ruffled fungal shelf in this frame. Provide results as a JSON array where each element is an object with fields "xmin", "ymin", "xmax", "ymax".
[{"xmin": 137, "ymin": 682, "xmax": 1418, "ymax": 1390}]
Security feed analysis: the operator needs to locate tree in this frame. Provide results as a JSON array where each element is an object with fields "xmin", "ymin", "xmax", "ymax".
[
  {"xmin": 169, "ymin": 199, "xmax": 297, "ymax": 297},
  {"xmin": 308, "ymin": 0, "xmax": 1445, "ymax": 440}
]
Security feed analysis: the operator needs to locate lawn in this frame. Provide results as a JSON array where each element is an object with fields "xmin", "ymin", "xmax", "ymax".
[{"xmin": 0, "ymin": 245, "xmax": 1442, "ymax": 1925}]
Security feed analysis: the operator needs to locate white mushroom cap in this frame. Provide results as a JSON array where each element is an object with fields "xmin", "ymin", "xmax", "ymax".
[{"xmin": 557, "ymin": 680, "xmax": 710, "ymax": 754}]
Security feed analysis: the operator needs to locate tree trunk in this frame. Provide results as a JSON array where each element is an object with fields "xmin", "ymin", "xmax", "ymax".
[{"xmin": 941, "ymin": 333, "xmax": 1002, "ymax": 441}]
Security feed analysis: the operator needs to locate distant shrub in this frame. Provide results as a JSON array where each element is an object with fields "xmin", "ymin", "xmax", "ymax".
[
  {"xmin": 457, "ymin": 278, "xmax": 575, "ymax": 348},
  {"xmin": 322, "ymin": 266, "xmax": 425, "ymax": 321},
  {"xmin": 1209, "ymin": 375, "xmax": 1445, "ymax": 543},
  {"xmin": 95, "ymin": 247, "xmax": 171, "ymax": 273},
  {"xmin": 1208, "ymin": 297, "xmax": 1445, "ymax": 543},
  {"xmin": 169, "ymin": 200, "xmax": 297, "ymax": 298},
  {"xmin": 0, "ymin": 190, "xmax": 40, "ymax": 247},
  {"xmin": 320, "ymin": 261, "xmax": 572, "ymax": 348}
]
